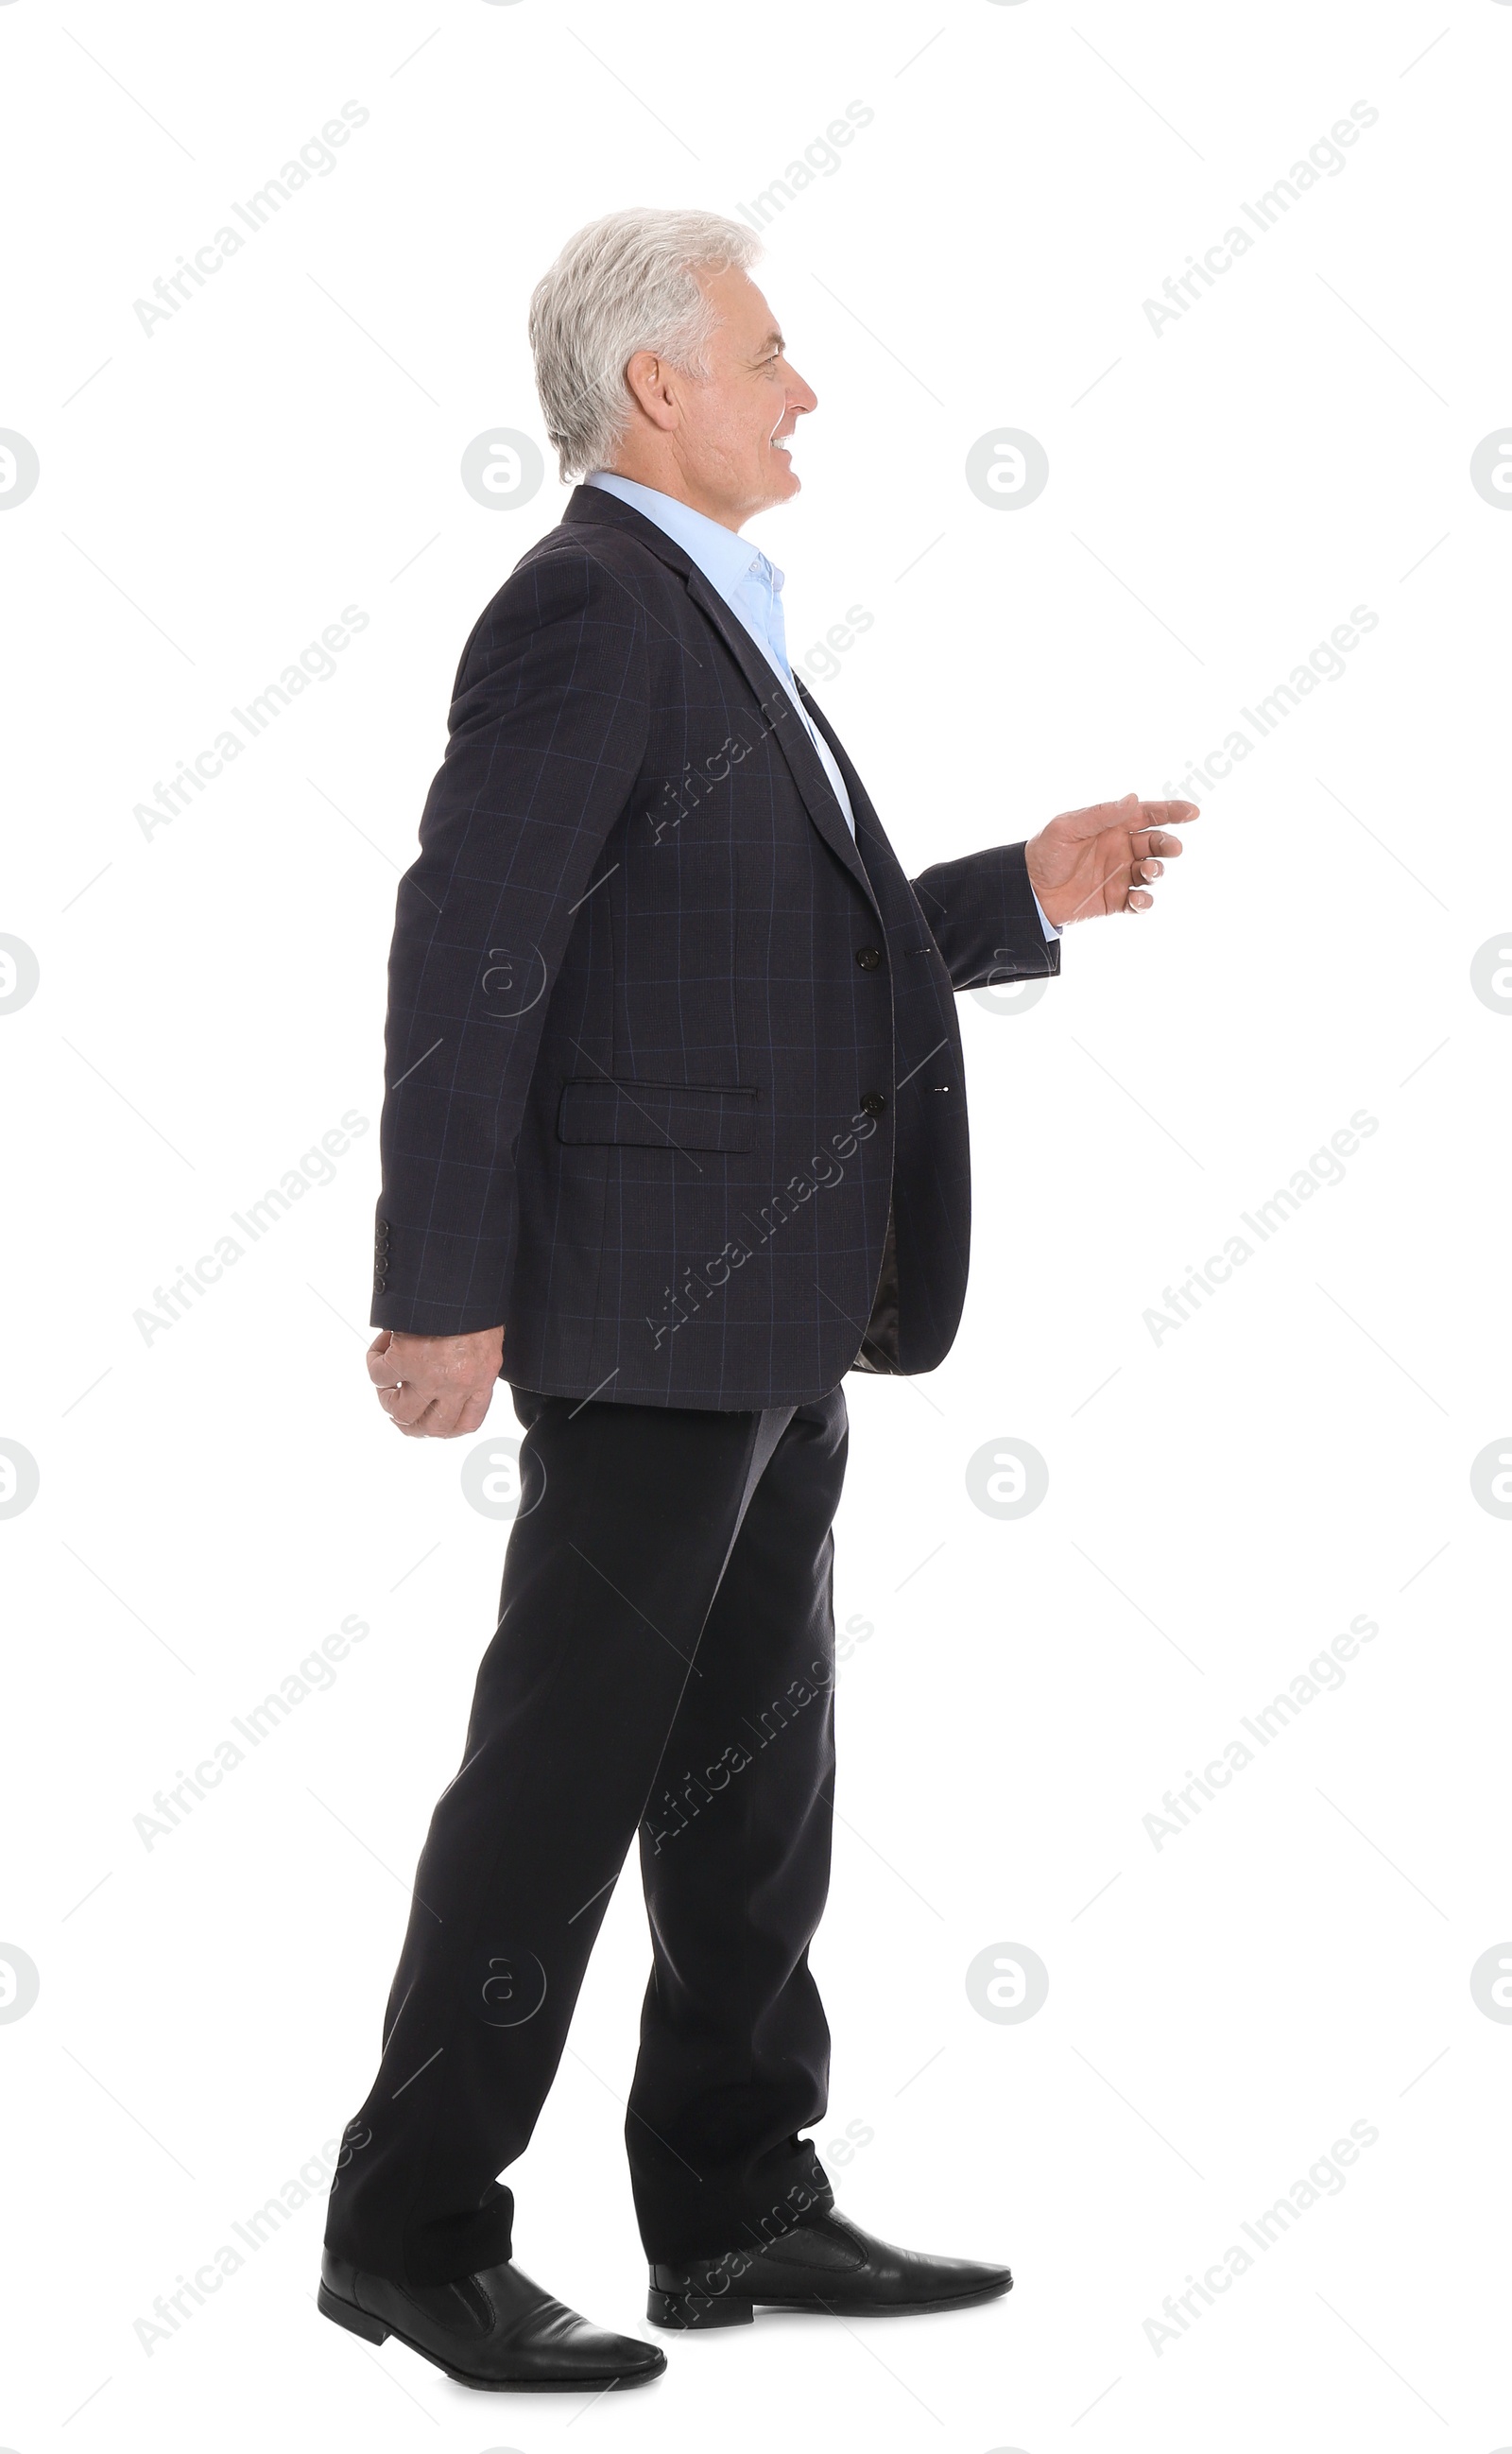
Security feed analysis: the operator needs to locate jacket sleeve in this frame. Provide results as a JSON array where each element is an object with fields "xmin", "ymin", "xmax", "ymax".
[
  {"xmin": 908, "ymin": 840, "xmax": 1062, "ymax": 992},
  {"xmin": 372, "ymin": 548, "xmax": 648, "ymax": 1336}
]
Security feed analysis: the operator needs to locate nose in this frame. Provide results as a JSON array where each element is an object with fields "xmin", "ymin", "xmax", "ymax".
[{"xmin": 788, "ymin": 369, "xmax": 818, "ymax": 417}]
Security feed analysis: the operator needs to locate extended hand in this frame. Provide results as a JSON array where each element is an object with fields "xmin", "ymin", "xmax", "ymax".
[
  {"xmin": 1025, "ymin": 791, "xmax": 1198, "ymax": 926},
  {"xmin": 367, "ymin": 1325, "xmax": 504, "ymax": 1438}
]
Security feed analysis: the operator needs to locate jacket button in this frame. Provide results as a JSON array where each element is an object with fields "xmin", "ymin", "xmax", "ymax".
[
  {"xmin": 374, "ymin": 1275, "xmax": 389, "ymax": 1292},
  {"xmin": 855, "ymin": 945, "xmax": 882, "ymax": 970},
  {"xmin": 860, "ymin": 1091, "xmax": 886, "ymax": 1116}
]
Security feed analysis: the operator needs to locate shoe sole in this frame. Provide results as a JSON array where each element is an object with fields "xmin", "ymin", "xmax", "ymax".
[
  {"xmin": 318, "ymin": 2280, "xmax": 666, "ymax": 2391},
  {"xmin": 647, "ymin": 2274, "xmax": 1012, "ymax": 2329}
]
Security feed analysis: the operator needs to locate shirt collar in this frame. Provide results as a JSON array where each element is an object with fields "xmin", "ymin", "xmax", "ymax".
[{"xmin": 586, "ymin": 471, "xmax": 782, "ymax": 602}]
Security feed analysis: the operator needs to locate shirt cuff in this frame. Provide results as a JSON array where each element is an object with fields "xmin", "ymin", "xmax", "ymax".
[{"xmin": 1030, "ymin": 885, "xmax": 1062, "ymax": 941}]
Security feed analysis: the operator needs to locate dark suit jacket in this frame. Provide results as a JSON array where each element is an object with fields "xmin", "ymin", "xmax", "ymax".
[{"xmin": 372, "ymin": 483, "xmax": 1059, "ymax": 1407}]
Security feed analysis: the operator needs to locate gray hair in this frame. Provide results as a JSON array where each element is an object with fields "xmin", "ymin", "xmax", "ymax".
[{"xmin": 528, "ymin": 208, "xmax": 763, "ymax": 482}]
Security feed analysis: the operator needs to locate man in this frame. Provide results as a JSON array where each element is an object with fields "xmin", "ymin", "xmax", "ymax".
[{"xmin": 319, "ymin": 207, "xmax": 1194, "ymax": 2393}]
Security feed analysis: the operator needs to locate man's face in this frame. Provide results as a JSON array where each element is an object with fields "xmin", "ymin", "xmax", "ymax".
[{"xmin": 641, "ymin": 265, "xmax": 817, "ymax": 528}]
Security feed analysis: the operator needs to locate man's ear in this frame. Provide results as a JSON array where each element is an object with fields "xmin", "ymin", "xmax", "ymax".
[{"xmin": 624, "ymin": 350, "xmax": 680, "ymax": 433}]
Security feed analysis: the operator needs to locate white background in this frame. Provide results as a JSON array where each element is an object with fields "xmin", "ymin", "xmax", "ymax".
[{"xmin": 4, "ymin": 0, "xmax": 1510, "ymax": 2445}]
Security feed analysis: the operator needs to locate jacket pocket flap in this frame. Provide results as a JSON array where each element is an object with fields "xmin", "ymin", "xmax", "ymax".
[{"xmin": 557, "ymin": 1078, "xmax": 757, "ymax": 1154}]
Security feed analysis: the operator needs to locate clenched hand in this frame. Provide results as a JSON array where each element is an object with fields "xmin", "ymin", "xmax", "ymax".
[{"xmin": 368, "ymin": 1325, "xmax": 505, "ymax": 1439}]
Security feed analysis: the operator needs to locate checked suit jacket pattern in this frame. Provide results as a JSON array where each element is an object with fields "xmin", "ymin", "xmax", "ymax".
[{"xmin": 372, "ymin": 483, "xmax": 1059, "ymax": 1408}]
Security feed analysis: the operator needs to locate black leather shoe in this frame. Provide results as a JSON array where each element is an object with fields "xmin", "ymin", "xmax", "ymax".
[
  {"xmin": 319, "ymin": 2247, "xmax": 665, "ymax": 2390},
  {"xmin": 646, "ymin": 2209, "xmax": 1012, "ymax": 2328}
]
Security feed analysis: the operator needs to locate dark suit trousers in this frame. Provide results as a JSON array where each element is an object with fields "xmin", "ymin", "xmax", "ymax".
[{"xmin": 324, "ymin": 1383, "xmax": 848, "ymax": 2285}]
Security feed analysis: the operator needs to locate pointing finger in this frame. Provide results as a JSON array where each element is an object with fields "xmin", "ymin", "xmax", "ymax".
[{"xmin": 1057, "ymin": 794, "xmax": 1200, "ymax": 840}]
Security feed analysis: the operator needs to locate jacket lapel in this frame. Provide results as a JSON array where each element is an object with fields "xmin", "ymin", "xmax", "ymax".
[
  {"xmin": 560, "ymin": 487, "xmax": 882, "ymax": 916},
  {"xmin": 795, "ymin": 677, "xmax": 888, "ymax": 856},
  {"xmin": 682, "ymin": 571, "xmax": 881, "ymax": 913}
]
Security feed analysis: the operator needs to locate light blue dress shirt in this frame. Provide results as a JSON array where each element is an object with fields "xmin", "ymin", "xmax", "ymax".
[{"xmin": 585, "ymin": 470, "xmax": 1059, "ymax": 937}]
